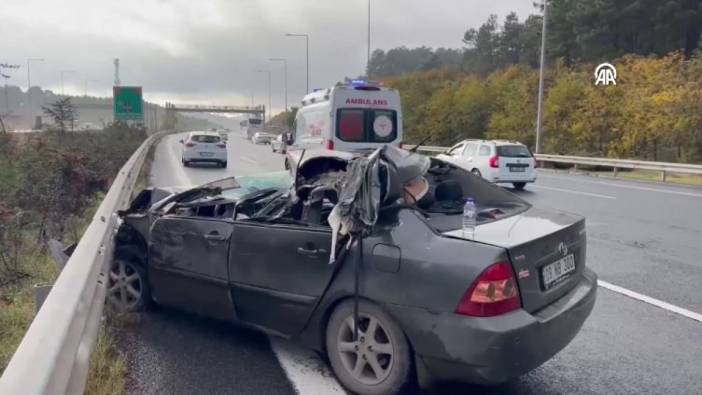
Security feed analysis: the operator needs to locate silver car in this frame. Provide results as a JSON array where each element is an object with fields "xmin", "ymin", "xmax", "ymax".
[
  {"xmin": 271, "ymin": 134, "xmax": 287, "ymax": 153},
  {"xmin": 251, "ymin": 132, "xmax": 273, "ymax": 144}
]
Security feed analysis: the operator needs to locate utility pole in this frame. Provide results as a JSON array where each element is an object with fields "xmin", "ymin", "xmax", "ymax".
[
  {"xmin": 269, "ymin": 58, "xmax": 288, "ymax": 112},
  {"xmin": 285, "ymin": 33, "xmax": 310, "ymax": 94},
  {"xmin": 535, "ymin": 0, "xmax": 549, "ymax": 155}
]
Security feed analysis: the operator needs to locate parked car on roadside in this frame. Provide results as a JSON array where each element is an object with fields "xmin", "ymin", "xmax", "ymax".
[
  {"xmin": 180, "ymin": 131, "xmax": 228, "ymax": 168},
  {"xmin": 112, "ymin": 146, "xmax": 596, "ymax": 395},
  {"xmin": 437, "ymin": 139, "xmax": 536, "ymax": 190},
  {"xmin": 252, "ymin": 132, "xmax": 274, "ymax": 145}
]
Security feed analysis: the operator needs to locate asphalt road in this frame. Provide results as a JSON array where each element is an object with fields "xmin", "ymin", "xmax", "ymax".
[{"xmin": 118, "ymin": 130, "xmax": 702, "ymax": 395}]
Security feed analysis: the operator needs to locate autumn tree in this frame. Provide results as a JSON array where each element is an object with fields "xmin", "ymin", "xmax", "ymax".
[{"xmin": 42, "ymin": 97, "xmax": 76, "ymax": 135}]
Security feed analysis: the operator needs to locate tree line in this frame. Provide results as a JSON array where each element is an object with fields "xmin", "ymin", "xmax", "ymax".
[
  {"xmin": 369, "ymin": 0, "xmax": 702, "ymax": 163},
  {"xmin": 367, "ymin": 0, "xmax": 702, "ymax": 78},
  {"xmin": 386, "ymin": 52, "xmax": 702, "ymax": 163}
]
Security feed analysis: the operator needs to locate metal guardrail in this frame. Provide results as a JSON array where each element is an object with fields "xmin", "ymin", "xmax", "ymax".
[
  {"xmin": 413, "ymin": 145, "xmax": 702, "ymax": 181},
  {"xmin": 0, "ymin": 130, "xmax": 169, "ymax": 395}
]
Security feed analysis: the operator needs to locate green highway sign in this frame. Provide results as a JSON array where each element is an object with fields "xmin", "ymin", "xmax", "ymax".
[{"xmin": 113, "ymin": 86, "xmax": 143, "ymax": 120}]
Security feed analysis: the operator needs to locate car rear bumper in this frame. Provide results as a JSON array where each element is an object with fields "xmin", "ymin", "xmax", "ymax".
[
  {"xmin": 182, "ymin": 152, "xmax": 227, "ymax": 162},
  {"xmin": 386, "ymin": 268, "xmax": 597, "ymax": 385},
  {"xmin": 493, "ymin": 178, "xmax": 536, "ymax": 184}
]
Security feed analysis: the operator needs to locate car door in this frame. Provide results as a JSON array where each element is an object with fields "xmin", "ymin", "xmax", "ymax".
[
  {"xmin": 437, "ymin": 143, "xmax": 465, "ymax": 166},
  {"xmin": 462, "ymin": 142, "xmax": 480, "ymax": 170},
  {"xmin": 149, "ymin": 215, "xmax": 236, "ymax": 322},
  {"xmin": 228, "ymin": 220, "xmax": 334, "ymax": 336}
]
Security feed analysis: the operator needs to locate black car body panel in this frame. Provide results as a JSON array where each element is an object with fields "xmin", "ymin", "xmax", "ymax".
[{"xmin": 115, "ymin": 148, "xmax": 597, "ymax": 387}]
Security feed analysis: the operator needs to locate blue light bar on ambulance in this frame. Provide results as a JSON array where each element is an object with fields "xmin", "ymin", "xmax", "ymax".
[{"xmin": 349, "ymin": 79, "xmax": 381, "ymax": 91}]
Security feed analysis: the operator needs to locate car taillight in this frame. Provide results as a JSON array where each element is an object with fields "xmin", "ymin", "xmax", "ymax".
[
  {"xmin": 325, "ymin": 140, "xmax": 335, "ymax": 150},
  {"xmin": 216, "ymin": 143, "xmax": 226, "ymax": 148},
  {"xmin": 489, "ymin": 155, "xmax": 499, "ymax": 168},
  {"xmin": 185, "ymin": 142, "xmax": 196, "ymax": 148},
  {"xmin": 455, "ymin": 262, "xmax": 521, "ymax": 317}
]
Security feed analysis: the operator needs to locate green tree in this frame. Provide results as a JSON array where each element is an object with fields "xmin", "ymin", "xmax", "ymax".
[{"xmin": 42, "ymin": 97, "xmax": 76, "ymax": 135}]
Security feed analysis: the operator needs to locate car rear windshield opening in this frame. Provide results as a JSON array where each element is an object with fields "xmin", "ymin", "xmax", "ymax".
[
  {"xmin": 337, "ymin": 109, "xmax": 397, "ymax": 143},
  {"xmin": 497, "ymin": 145, "xmax": 532, "ymax": 158},
  {"xmin": 192, "ymin": 135, "xmax": 220, "ymax": 143}
]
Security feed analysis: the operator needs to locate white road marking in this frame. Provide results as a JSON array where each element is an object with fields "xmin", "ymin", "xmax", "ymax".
[
  {"xmin": 269, "ymin": 337, "xmax": 346, "ymax": 395},
  {"xmin": 531, "ymin": 184, "xmax": 617, "ymax": 200},
  {"xmin": 598, "ymin": 280, "xmax": 702, "ymax": 323},
  {"xmin": 241, "ymin": 156, "xmax": 258, "ymax": 165},
  {"xmin": 167, "ymin": 135, "xmax": 195, "ymax": 186},
  {"xmin": 539, "ymin": 173, "xmax": 702, "ymax": 198}
]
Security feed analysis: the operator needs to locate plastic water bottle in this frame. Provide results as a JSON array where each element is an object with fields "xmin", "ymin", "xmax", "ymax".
[{"xmin": 462, "ymin": 198, "xmax": 477, "ymax": 240}]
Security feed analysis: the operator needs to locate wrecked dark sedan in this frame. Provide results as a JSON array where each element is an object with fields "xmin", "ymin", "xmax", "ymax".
[{"xmin": 111, "ymin": 146, "xmax": 597, "ymax": 395}]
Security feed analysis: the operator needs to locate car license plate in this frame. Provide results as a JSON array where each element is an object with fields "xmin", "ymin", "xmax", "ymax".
[
  {"xmin": 509, "ymin": 166, "xmax": 526, "ymax": 172},
  {"xmin": 200, "ymin": 152, "xmax": 214, "ymax": 157},
  {"xmin": 542, "ymin": 254, "xmax": 575, "ymax": 289}
]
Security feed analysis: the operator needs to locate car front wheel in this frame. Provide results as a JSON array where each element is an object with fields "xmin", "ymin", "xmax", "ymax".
[
  {"xmin": 107, "ymin": 257, "xmax": 150, "ymax": 312},
  {"xmin": 326, "ymin": 300, "xmax": 412, "ymax": 395},
  {"xmin": 471, "ymin": 168, "xmax": 482, "ymax": 177}
]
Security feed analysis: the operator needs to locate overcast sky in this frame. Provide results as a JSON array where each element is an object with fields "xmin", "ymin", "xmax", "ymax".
[{"xmin": 1, "ymin": 0, "xmax": 534, "ymax": 113}]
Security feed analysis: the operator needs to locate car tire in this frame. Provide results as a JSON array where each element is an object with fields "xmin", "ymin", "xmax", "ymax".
[
  {"xmin": 183, "ymin": 160, "xmax": 189, "ymax": 167},
  {"xmin": 471, "ymin": 168, "xmax": 482, "ymax": 177},
  {"xmin": 221, "ymin": 161, "xmax": 228, "ymax": 168},
  {"xmin": 513, "ymin": 182, "xmax": 526, "ymax": 190},
  {"xmin": 326, "ymin": 299, "xmax": 412, "ymax": 395},
  {"xmin": 107, "ymin": 254, "xmax": 151, "ymax": 313},
  {"xmin": 284, "ymin": 158, "xmax": 290, "ymax": 170}
]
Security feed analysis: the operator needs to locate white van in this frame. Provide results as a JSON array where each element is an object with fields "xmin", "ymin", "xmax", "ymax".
[{"xmin": 288, "ymin": 80, "xmax": 403, "ymax": 153}]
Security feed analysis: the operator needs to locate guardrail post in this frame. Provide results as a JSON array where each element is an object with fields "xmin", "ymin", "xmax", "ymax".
[
  {"xmin": 573, "ymin": 164, "xmax": 579, "ymax": 172},
  {"xmin": 661, "ymin": 171, "xmax": 667, "ymax": 182},
  {"xmin": 613, "ymin": 167, "xmax": 618, "ymax": 177},
  {"xmin": 33, "ymin": 284, "xmax": 53, "ymax": 315}
]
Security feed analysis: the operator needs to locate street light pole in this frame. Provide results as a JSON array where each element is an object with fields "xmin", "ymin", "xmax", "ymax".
[
  {"xmin": 535, "ymin": 0, "xmax": 549, "ymax": 155},
  {"xmin": 367, "ymin": 0, "xmax": 371, "ymax": 76},
  {"xmin": 285, "ymin": 33, "xmax": 310, "ymax": 94},
  {"xmin": 257, "ymin": 69, "xmax": 271, "ymax": 123},
  {"xmin": 84, "ymin": 79, "xmax": 99, "ymax": 97},
  {"xmin": 27, "ymin": 58, "xmax": 44, "ymax": 92},
  {"xmin": 60, "ymin": 70, "xmax": 76, "ymax": 96},
  {"xmin": 269, "ymin": 58, "xmax": 288, "ymax": 112},
  {"xmin": 27, "ymin": 58, "xmax": 44, "ymax": 129}
]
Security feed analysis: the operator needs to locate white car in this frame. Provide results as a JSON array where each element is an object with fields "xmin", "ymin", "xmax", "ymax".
[
  {"xmin": 180, "ymin": 131, "xmax": 228, "ymax": 168},
  {"xmin": 437, "ymin": 140, "xmax": 536, "ymax": 190},
  {"xmin": 251, "ymin": 132, "xmax": 273, "ymax": 145}
]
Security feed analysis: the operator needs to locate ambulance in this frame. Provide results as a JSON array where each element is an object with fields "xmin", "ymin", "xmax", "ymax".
[{"xmin": 287, "ymin": 80, "xmax": 403, "ymax": 155}]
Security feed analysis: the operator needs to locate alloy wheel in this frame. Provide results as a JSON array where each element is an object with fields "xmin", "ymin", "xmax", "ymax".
[
  {"xmin": 108, "ymin": 259, "xmax": 143, "ymax": 311},
  {"xmin": 336, "ymin": 313, "xmax": 395, "ymax": 385}
]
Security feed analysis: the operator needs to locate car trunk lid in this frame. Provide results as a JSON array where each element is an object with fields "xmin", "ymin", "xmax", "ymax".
[{"xmin": 442, "ymin": 207, "xmax": 586, "ymax": 313}]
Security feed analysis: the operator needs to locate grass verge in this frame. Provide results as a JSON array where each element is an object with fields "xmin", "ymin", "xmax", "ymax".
[{"xmin": 585, "ymin": 168, "xmax": 702, "ymax": 186}]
